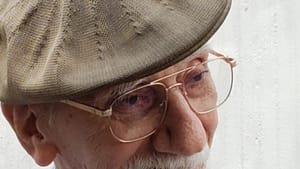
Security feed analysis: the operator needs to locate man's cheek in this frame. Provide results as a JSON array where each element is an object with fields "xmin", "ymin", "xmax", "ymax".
[{"xmin": 86, "ymin": 138, "xmax": 143, "ymax": 169}]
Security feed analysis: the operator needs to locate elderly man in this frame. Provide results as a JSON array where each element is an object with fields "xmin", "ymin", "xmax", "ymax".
[{"xmin": 0, "ymin": 0, "xmax": 235, "ymax": 169}]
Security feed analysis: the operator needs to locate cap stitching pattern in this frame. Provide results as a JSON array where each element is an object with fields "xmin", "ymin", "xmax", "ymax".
[
  {"xmin": 32, "ymin": 1, "xmax": 57, "ymax": 68},
  {"xmin": 119, "ymin": 0, "xmax": 144, "ymax": 35},
  {"xmin": 9, "ymin": 3, "xmax": 39, "ymax": 42},
  {"xmin": 89, "ymin": 0, "xmax": 105, "ymax": 60},
  {"xmin": 56, "ymin": 0, "xmax": 78, "ymax": 58},
  {"xmin": 154, "ymin": 0, "xmax": 175, "ymax": 11}
]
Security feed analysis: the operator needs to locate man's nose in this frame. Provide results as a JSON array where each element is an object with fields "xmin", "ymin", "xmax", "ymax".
[{"xmin": 151, "ymin": 89, "xmax": 207, "ymax": 156}]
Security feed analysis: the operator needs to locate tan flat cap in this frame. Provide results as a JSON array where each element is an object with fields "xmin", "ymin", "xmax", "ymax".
[{"xmin": 0, "ymin": 0, "xmax": 231, "ymax": 104}]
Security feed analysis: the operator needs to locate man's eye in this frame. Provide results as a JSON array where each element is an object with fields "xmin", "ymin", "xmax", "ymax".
[
  {"xmin": 126, "ymin": 95, "xmax": 138, "ymax": 105},
  {"xmin": 119, "ymin": 94, "xmax": 147, "ymax": 107},
  {"xmin": 183, "ymin": 68, "xmax": 210, "ymax": 98},
  {"xmin": 193, "ymin": 71, "xmax": 205, "ymax": 81},
  {"xmin": 113, "ymin": 87, "xmax": 156, "ymax": 115},
  {"xmin": 186, "ymin": 70, "xmax": 209, "ymax": 84}
]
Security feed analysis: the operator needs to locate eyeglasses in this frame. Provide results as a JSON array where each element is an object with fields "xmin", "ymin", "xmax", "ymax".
[{"xmin": 60, "ymin": 49, "xmax": 236, "ymax": 143}]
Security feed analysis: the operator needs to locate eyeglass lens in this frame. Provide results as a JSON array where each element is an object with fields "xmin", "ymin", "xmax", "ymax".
[
  {"xmin": 184, "ymin": 57, "xmax": 232, "ymax": 113},
  {"xmin": 109, "ymin": 84, "xmax": 167, "ymax": 141}
]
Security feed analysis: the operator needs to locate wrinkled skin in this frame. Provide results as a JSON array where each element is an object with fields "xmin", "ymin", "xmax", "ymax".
[{"xmin": 2, "ymin": 52, "xmax": 218, "ymax": 169}]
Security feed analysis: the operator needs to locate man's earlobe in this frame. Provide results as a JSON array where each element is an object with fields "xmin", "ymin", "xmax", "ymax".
[
  {"xmin": 1, "ymin": 103, "xmax": 58, "ymax": 166},
  {"xmin": 31, "ymin": 135, "xmax": 58, "ymax": 166}
]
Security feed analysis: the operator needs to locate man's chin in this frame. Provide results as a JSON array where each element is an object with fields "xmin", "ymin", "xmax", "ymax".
[{"xmin": 123, "ymin": 144, "xmax": 210, "ymax": 169}]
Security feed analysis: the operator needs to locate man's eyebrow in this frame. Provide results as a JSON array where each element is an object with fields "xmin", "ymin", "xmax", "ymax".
[
  {"xmin": 76, "ymin": 78, "xmax": 147, "ymax": 109},
  {"xmin": 110, "ymin": 78, "xmax": 148, "ymax": 99}
]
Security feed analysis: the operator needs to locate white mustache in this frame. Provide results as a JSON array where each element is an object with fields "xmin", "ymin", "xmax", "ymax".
[{"xmin": 124, "ymin": 144, "xmax": 210, "ymax": 169}]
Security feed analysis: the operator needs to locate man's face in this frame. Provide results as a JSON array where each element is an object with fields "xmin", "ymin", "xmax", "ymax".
[{"xmin": 3, "ymin": 51, "xmax": 218, "ymax": 169}]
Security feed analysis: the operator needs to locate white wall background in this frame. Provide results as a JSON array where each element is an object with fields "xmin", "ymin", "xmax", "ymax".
[
  {"xmin": 0, "ymin": 0, "xmax": 299, "ymax": 169},
  {"xmin": 208, "ymin": 0, "xmax": 300, "ymax": 168}
]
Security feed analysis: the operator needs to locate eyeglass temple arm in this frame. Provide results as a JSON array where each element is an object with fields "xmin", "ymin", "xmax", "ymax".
[
  {"xmin": 208, "ymin": 50, "xmax": 237, "ymax": 67},
  {"xmin": 60, "ymin": 100, "xmax": 112, "ymax": 117}
]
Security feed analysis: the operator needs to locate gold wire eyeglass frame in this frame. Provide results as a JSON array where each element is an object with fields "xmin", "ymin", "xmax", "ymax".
[{"xmin": 60, "ymin": 49, "xmax": 236, "ymax": 143}]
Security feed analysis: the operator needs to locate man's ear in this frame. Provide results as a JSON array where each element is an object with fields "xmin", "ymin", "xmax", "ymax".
[{"xmin": 1, "ymin": 103, "xmax": 58, "ymax": 166}]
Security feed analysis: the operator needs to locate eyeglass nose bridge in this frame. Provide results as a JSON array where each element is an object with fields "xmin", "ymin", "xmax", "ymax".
[
  {"xmin": 165, "ymin": 82, "xmax": 188, "ymax": 97},
  {"xmin": 166, "ymin": 82, "xmax": 183, "ymax": 91}
]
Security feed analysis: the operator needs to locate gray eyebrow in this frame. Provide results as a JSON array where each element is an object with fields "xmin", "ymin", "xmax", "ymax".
[
  {"xmin": 91, "ymin": 78, "xmax": 148, "ymax": 109},
  {"xmin": 111, "ymin": 78, "xmax": 147, "ymax": 97}
]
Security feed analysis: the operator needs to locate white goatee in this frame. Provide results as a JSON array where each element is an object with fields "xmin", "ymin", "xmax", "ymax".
[{"xmin": 123, "ymin": 144, "xmax": 210, "ymax": 169}]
